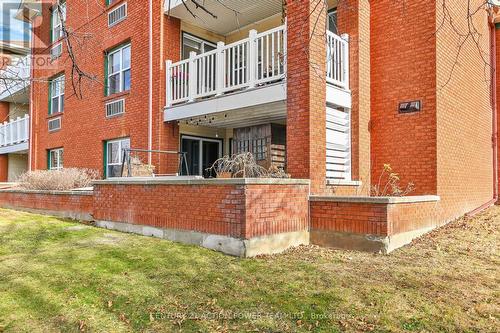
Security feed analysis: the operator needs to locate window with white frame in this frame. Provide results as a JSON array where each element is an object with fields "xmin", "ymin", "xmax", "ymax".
[
  {"xmin": 51, "ymin": 1, "xmax": 66, "ymax": 42},
  {"xmin": 48, "ymin": 148, "xmax": 64, "ymax": 170},
  {"xmin": 107, "ymin": 44, "xmax": 131, "ymax": 95},
  {"xmin": 181, "ymin": 33, "xmax": 216, "ymax": 60},
  {"xmin": 106, "ymin": 137, "xmax": 130, "ymax": 177},
  {"xmin": 49, "ymin": 75, "xmax": 65, "ymax": 115}
]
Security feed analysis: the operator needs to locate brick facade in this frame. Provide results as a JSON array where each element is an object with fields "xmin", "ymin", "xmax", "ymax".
[
  {"xmin": 435, "ymin": 0, "xmax": 494, "ymax": 223},
  {"xmin": 370, "ymin": 1, "xmax": 438, "ymax": 195},
  {"xmin": 286, "ymin": 0, "xmax": 327, "ymax": 194},
  {"xmin": 337, "ymin": 0, "xmax": 371, "ymax": 194},
  {"xmin": 16, "ymin": 0, "xmax": 497, "ymax": 243},
  {"xmin": 30, "ymin": 0, "xmax": 179, "ymax": 175}
]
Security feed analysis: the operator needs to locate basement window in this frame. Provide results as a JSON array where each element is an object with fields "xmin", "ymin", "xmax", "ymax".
[
  {"xmin": 48, "ymin": 148, "xmax": 64, "ymax": 170},
  {"xmin": 105, "ymin": 137, "xmax": 130, "ymax": 177}
]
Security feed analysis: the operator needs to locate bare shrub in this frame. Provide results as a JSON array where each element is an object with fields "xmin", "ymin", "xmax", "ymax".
[
  {"xmin": 18, "ymin": 168, "xmax": 99, "ymax": 191},
  {"xmin": 371, "ymin": 164, "xmax": 415, "ymax": 197},
  {"xmin": 207, "ymin": 153, "xmax": 290, "ymax": 179}
]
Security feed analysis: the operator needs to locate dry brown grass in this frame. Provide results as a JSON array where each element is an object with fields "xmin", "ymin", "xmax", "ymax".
[{"xmin": 18, "ymin": 168, "xmax": 99, "ymax": 191}]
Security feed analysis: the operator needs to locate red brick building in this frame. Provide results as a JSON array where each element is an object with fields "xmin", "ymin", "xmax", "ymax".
[{"xmin": 0, "ymin": 0, "xmax": 498, "ymax": 253}]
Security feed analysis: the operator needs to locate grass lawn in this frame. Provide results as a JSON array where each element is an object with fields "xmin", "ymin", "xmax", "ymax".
[{"xmin": 0, "ymin": 208, "xmax": 498, "ymax": 333}]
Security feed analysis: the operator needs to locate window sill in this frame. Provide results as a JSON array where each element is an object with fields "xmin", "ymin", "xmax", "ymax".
[
  {"xmin": 106, "ymin": 112, "xmax": 125, "ymax": 120},
  {"xmin": 103, "ymin": 91, "xmax": 130, "ymax": 102},
  {"xmin": 48, "ymin": 37, "xmax": 64, "ymax": 48},
  {"xmin": 326, "ymin": 179, "xmax": 362, "ymax": 187},
  {"xmin": 107, "ymin": 0, "xmax": 126, "ymax": 10},
  {"xmin": 47, "ymin": 112, "xmax": 63, "ymax": 120}
]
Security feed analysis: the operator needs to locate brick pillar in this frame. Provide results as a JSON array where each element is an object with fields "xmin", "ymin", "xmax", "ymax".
[
  {"xmin": 286, "ymin": 0, "xmax": 327, "ymax": 194},
  {"xmin": 0, "ymin": 101, "xmax": 9, "ymax": 181},
  {"xmin": 337, "ymin": 0, "xmax": 371, "ymax": 194},
  {"xmin": 158, "ymin": 16, "xmax": 181, "ymax": 175}
]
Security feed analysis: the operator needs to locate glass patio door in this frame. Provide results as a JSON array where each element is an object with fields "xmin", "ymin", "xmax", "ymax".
[{"xmin": 181, "ymin": 136, "xmax": 222, "ymax": 177}]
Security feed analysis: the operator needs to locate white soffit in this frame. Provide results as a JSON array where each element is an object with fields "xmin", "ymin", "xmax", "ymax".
[{"xmin": 164, "ymin": 0, "xmax": 283, "ymax": 35}]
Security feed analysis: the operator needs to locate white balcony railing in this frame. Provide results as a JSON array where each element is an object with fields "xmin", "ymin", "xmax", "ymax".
[
  {"xmin": 326, "ymin": 31, "xmax": 349, "ymax": 90},
  {"xmin": 0, "ymin": 115, "xmax": 29, "ymax": 148},
  {"xmin": 166, "ymin": 25, "xmax": 287, "ymax": 107},
  {"xmin": 165, "ymin": 26, "xmax": 349, "ymax": 107}
]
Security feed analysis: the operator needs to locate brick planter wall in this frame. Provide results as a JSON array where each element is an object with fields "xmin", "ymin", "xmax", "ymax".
[
  {"xmin": 92, "ymin": 178, "xmax": 311, "ymax": 257},
  {"xmin": 0, "ymin": 189, "xmax": 94, "ymax": 221},
  {"xmin": 310, "ymin": 196, "xmax": 440, "ymax": 253}
]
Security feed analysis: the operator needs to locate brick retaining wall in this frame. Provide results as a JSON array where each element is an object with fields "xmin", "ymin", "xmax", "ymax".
[
  {"xmin": 0, "ymin": 189, "xmax": 94, "ymax": 221},
  {"xmin": 310, "ymin": 196, "xmax": 440, "ymax": 253},
  {"xmin": 92, "ymin": 179, "xmax": 310, "ymax": 240},
  {"xmin": 0, "ymin": 180, "xmax": 446, "ymax": 255}
]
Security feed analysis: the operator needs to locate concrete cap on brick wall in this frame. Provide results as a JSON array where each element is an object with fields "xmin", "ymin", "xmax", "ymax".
[
  {"xmin": 309, "ymin": 195, "xmax": 441, "ymax": 204},
  {"xmin": 92, "ymin": 177, "xmax": 311, "ymax": 186},
  {"xmin": 0, "ymin": 189, "xmax": 94, "ymax": 196}
]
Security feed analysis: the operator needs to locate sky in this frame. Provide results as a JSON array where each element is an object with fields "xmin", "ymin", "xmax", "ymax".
[{"xmin": 0, "ymin": 0, "xmax": 30, "ymax": 42}]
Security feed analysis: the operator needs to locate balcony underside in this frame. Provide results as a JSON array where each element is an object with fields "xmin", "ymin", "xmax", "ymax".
[
  {"xmin": 164, "ymin": 82, "xmax": 286, "ymax": 128},
  {"xmin": 327, "ymin": 84, "xmax": 352, "ymax": 109},
  {"xmin": 164, "ymin": 0, "xmax": 282, "ymax": 35},
  {"xmin": 0, "ymin": 141, "xmax": 28, "ymax": 155}
]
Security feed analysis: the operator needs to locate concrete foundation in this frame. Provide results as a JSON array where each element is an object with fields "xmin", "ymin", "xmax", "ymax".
[
  {"xmin": 311, "ymin": 225, "xmax": 436, "ymax": 254},
  {"xmin": 95, "ymin": 220, "xmax": 310, "ymax": 257}
]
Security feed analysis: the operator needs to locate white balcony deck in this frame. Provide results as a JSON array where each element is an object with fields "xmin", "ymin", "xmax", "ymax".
[
  {"xmin": 164, "ymin": 26, "xmax": 351, "ymax": 126},
  {"xmin": 0, "ymin": 115, "xmax": 29, "ymax": 154}
]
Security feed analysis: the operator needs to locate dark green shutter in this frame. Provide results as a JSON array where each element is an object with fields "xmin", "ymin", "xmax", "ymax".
[
  {"xmin": 47, "ymin": 150, "xmax": 51, "ymax": 170},
  {"xmin": 48, "ymin": 80, "xmax": 52, "ymax": 115},
  {"xmin": 104, "ymin": 53, "xmax": 108, "ymax": 96},
  {"xmin": 103, "ymin": 141, "xmax": 108, "ymax": 178},
  {"xmin": 49, "ymin": 9, "xmax": 53, "ymax": 43}
]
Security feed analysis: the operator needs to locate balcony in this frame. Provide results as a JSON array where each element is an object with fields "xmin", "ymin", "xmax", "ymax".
[
  {"xmin": 0, "ymin": 115, "xmax": 29, "ymax": 154},
  {"xmin": 164, "ymin": 26, "xmax": 351, "ymax": 126}
]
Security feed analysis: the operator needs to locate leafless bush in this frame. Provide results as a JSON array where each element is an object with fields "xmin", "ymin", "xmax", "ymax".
[
  {"xmin": 18, "ymin": 168, "xmax": 99, "ymax": 191},
  {"xmin": 207, "ymin": 153, "xmax": 290, "ymax": 179},
  {"xmin": 371, "ymin": 164, "xmax": 415, "ymax": 197}
]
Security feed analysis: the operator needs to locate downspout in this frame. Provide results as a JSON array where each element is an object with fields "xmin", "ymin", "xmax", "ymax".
[
  {"xmin": 468, "ymin": 15, "xmax": 499, "ymax": 216},
  {"xmin": 28, "ymin": 28, "xmax": 34, "ymax": 171},
  {"xmin": 492, "ymin": 17, "xmax": 499, "ymax": 204},
  {"xmin": 148, "ymin": 0, "xmax": 153, "ymax": 164}
]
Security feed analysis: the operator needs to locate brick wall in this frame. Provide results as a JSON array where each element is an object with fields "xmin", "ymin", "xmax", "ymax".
[
  {"xmin": 286, "ymin": 0, "xmax": 327, "ymax": 194},
  {"xmin": 30, "ymin": 0, "xmax": 179, "ymax": 175},
  {"xmin": 435, "ymin": 0, "xmax": 493, "ymax": 222},
  {"xmin": 93, "ymin": 181, "xmax": 310, "ymax": 239},
  {"xmin": 0, "ymin": 190, "xmax": 93, "ymax": 220},
  {"xmin": 370, "ymin": 1, "xmax": 438, "ymax": 195},
  {"xmin": 337, "ymin": 0, "xmax": 371, "ymax": 194},
  {"xmin": 497, "ymin": 24, "xmax": 500, "ymax": 202},
  {"xmin": 310, "ymin": 197, "xmax": 439, "ymax": 237}
]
